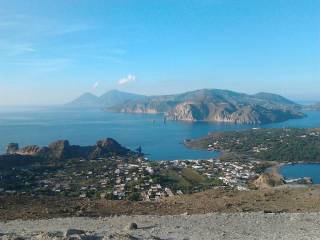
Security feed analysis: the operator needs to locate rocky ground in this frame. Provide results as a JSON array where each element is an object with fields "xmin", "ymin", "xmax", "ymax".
[
  {"xmin": 1, "ymin": 213, "xmax": 320, "ymax": 240},
  {"xmin": 2, "ymin": 186, "xmax": 320, "ymax": 239},
  {"xmin": 2, "ymin": 186, "xmax": 320, "ymax": 220}
]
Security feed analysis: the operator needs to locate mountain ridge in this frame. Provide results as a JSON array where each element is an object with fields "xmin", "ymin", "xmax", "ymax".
[
  {"xmin": 107, "ymin": 89, "xmax": 304, "ymax": 124},
  {"xmin": 65, "ymin": 90, "xmax": 145, "ymax": 108}
]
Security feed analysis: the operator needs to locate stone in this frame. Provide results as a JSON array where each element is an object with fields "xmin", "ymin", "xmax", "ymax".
[{"xmin": 126, "ymin": 223, "xmax": 138, "ymax": 230}]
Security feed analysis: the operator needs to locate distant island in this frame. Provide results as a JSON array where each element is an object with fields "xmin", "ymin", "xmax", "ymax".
[
  {"xmin": 108, "ymin": 89, "xmax": 304, "ymax": 124},
  {"xmin": 66, "ymin": 89, "xmax": 305, "ymax": 124},
  {"xmin": 65, "ymin": 89, "xmax": 145, "ymax": 108}
]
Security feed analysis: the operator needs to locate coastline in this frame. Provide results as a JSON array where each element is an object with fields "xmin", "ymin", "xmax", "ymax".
[
  {"xmin": 266, "ymin": 162, "xmax": 285, "ymax": 174},
  {"xmin": 268, "ymin": 162, "xmax": 320, "ymax": 186}
]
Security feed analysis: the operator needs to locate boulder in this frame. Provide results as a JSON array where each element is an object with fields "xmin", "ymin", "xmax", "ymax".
[{"xmin": 125, "ymin": 222, "xmax": 138, "ymax": 230}]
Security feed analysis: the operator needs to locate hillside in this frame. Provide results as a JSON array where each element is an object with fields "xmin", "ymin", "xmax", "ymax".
[
  {"xmin": 185, "ymin": 128, "xmax": 320, "ymax": 162},
  {"xmin": 65, "ymin": 90, "xmax": 145, "ymax": 108},
  {"xmin": 253, "ymin": 92, "xmax": 298, "ymax": 106},
  {"xmin": 2, "ymin": 187, "xmax": 320, "ymax": 220},
  {"xmin": 108, "ymin": 89, "xmax": 304, "ymax": 124},
  {"xmin": 3, "ymin": 188, "xmax": 320, "ymax": 239}
]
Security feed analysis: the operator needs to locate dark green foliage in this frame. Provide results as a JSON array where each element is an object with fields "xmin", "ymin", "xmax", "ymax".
[
  {"xmin": 158, "ymin": 167, "xmax": 221, "ymax": 193},
  {"xmin": 189, "ymin": 128, "xmax": 320, "ymax": 162},
  {"xmin": 128, "ymin": 192, "xmax": 141, "ymax": 201}
]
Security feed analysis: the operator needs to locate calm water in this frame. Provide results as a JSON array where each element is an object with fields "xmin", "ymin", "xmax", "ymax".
[
  {"xmin": 280, "ymin": 163, "xmax": 320, "ymax": 184},
  {"xmin": 0, "ymin": 107, "xmax": 319, "ymax": 160}
]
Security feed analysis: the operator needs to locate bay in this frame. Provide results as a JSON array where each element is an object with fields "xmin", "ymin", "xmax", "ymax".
[
  {"xmin": 0, "ymin": 107, "xmax": 319, "ymax": 160},
  {"xmin": 280, "ymin": 163, "xmax": 320, "ymax": 184}
]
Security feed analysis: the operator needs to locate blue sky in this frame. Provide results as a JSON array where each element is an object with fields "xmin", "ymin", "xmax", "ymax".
[{"xmin": 0, "ymin": 0, "xmax": 319, "ymax": 105}]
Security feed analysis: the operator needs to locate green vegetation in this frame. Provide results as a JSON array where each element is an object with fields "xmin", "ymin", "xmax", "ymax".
[
  {"xmin": 159, "ymin": 168, "xmax": 192, "ymax": 190},
  {"xmin": 158, "ymin": 167, "xmax": 222, "ymax": 193},
  {"xmin": 181, "ymin": 168, "xmax": 206, "ymax": 183},
  {"xmin": 128, "ymin": 192, "xmax": 141, "ymax": 201},
  {"xmin": 187, "ymin": 128, "xmax": 320, "ymax": 162}
]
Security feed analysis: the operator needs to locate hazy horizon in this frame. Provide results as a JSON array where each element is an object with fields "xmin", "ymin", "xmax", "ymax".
[
  {"xmin": 0, "ymin": 0, "xmax": 319, "ymax": 106},
  {"xmin": 0, "ymin": 88, "xmax": 318, "ymax": 108}
]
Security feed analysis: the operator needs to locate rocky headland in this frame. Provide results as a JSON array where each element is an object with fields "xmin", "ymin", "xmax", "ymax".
[
  {"xmin": 108, "ymin": 89, "xmax": 304, "ymax": 124},
  {"xmin": 1, "ymin": 139, "xmax": 131, "ymax": 168}
]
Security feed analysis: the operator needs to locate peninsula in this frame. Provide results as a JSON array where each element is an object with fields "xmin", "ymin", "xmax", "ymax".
[{"xmin": 185, "ymin": 128, "xmax": 320, "ymax": 162}]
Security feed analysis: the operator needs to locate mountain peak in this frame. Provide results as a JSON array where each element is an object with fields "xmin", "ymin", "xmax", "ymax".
[
  {"xmin": 64, "ymin": 92, "xmax": 100, "ymax": 108},
  {"xmin": 65, "ymin": 90, "xmax": 145, "ymax": 108},
  {"xmin": 80, "ymin": 92, "xmax": 98, "ymax": 98}
]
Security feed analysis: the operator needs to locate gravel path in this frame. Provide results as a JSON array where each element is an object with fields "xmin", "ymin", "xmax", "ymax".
[{"xmin": 1, "ymin": 213, "xmax": 320, "ymax": 240}]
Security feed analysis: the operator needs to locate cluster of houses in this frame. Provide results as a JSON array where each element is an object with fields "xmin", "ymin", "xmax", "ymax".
[
  {"xmin": 0, "ymin": 153, "xmax": 260, "ymax": 200},
  {"xmin": 158, "ymin": 159, "xmax": 258, "ymax": 191},
  {"xmin": 215, "ymin": 160, "xmax": 258, "ymax": 190},
  {"xmin": 110, "ymin": 158, "xmax": 175, "ymax": 201}
]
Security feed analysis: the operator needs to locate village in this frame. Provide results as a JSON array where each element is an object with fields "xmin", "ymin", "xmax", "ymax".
[
  {"xmin": 158, "ymin": 159, "xmax": 258, "ymax": 191},
  {"xmin": 0, "ymin": 154, "xmax": 260, "ymax": 201}
]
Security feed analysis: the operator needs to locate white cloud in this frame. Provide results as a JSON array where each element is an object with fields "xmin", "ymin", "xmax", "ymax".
[
  {"xmin": 118, "ymin": 74, "xmax": 137, "ymax": 85},
  {"xmin": 92, "ymin": 81, "xmax": 99, "ymax": 89}
]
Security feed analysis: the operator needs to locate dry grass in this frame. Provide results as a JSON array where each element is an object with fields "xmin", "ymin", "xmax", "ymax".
[{"xmin": 1, "ymin": 186, "xmax": 320, "ymax": 220}]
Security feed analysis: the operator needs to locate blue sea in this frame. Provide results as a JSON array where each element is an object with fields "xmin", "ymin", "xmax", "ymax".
[
  {"xmin": 0, "ymin": 107, "xmax": 319, "ymax": 160},
  {"xmin": 280, "ymin": 163, "xmax": 320, "ymax": 184}
]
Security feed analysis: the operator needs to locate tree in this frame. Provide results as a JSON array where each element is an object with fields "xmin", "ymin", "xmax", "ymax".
[{"xmin": 128, "ymin": 192, "xmax": 141, "ymax": 201}]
